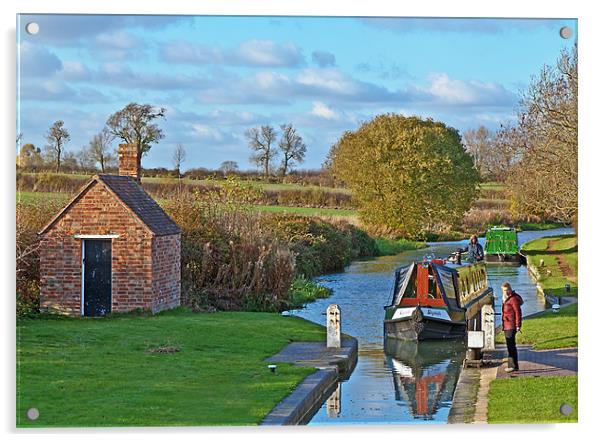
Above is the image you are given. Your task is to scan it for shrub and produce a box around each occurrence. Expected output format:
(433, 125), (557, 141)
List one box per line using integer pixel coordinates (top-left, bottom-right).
(263, 214), (378, 278)
(162, 185), (296, 312)
(287, 277), (332, 309)
(16, 200), (65, 316)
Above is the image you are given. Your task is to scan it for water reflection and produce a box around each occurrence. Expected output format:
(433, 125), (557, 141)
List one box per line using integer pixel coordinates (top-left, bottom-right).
(385, 340), (464, 421)
(296, 227), (573, 424)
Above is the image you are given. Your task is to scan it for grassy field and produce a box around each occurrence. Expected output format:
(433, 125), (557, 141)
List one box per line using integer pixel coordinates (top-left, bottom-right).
(16, 191), (357, 218)
(495, 303), (577, 350)
(17, 191), (70, 204)
(522, 234), (578, 297)
(17, 309), (326, 427)
(488, 375), (577, 423)
(478, 182), (505, 191)
(251, 204), (356, 217)
(19, 171), (351, 194)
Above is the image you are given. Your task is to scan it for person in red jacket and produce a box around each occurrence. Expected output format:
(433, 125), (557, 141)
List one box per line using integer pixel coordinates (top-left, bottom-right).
(502, 282), (523, 372)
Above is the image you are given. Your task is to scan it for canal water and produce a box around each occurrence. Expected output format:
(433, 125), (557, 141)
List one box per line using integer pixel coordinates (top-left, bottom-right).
(291, 227), (573, 425)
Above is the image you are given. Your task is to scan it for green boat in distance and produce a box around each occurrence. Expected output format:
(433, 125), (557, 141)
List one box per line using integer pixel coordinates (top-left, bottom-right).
(484, 227), (523, 265)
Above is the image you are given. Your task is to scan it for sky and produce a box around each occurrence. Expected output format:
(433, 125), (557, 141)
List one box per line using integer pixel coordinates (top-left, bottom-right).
(16, 15), (577, 171)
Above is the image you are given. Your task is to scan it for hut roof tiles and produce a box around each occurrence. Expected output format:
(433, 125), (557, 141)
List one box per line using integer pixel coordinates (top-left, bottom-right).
(38, 174), (181, 236)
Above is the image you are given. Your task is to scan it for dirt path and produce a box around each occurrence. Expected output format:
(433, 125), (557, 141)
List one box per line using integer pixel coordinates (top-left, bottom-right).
(547, 239), (577, 284)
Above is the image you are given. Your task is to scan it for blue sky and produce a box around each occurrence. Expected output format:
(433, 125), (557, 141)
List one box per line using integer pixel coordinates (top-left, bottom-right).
(17, 15), (577, 171)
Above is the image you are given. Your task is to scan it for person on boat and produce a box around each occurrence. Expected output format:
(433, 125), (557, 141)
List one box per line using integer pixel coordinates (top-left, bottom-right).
(462, 234), (484, 262)
(501, 282), (524, 373)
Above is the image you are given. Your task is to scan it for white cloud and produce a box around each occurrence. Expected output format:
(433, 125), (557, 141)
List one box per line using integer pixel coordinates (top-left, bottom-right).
(296, 68), (356, 95)
(233, 40), (304, 67)
(424, 73), (516, 106)
(161, 39), (305, 68)
(310, 102), (339, 120)
(190, 124), (225, 142)
(95, 31), (141, 50)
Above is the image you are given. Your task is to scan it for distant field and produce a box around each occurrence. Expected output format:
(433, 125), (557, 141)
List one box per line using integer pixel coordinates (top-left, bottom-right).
(17, 191), (69, 204)
(16, 191), (357, 219)
(251, 204), (356, 217)
(19, 172), (351, 194)
(479, 182), (505, 191)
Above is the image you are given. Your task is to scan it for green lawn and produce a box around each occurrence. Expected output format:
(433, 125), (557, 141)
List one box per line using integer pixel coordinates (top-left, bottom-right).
(522, 234), (578, 297)
(495, 303), (577, 350)
(17, 309), (326, 427)
(488, 376), (577, 423)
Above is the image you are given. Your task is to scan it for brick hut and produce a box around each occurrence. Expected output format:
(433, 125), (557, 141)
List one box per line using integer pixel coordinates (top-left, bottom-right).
(38, 144), (181, 316)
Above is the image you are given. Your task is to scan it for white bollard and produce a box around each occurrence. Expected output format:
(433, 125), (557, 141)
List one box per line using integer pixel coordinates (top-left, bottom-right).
(327, 304), (341, 348)
(481, 304), (496, 351)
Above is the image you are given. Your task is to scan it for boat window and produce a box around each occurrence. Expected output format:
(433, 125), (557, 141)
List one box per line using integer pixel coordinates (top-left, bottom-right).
(403, 266), (417, 299)
(435, 267), (459, 308)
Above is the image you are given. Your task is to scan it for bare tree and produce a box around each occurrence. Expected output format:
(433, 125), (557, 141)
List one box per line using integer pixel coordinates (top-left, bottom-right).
(172, 143), (186, 179)
(463, 126), (495, 179)
(87, 128), (115, 172)
(245, 125), (278, 177)
(504, 45), (577, 223)
(219, 160), (239, 175)
(44, 120), (70, 173)
(278, 124), (307, 177)
(77, 147), (97, 171)
(106, 103), (166, 163)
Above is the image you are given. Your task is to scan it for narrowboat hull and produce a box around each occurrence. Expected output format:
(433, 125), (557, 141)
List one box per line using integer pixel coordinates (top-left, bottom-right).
(384, 307), (466, 341)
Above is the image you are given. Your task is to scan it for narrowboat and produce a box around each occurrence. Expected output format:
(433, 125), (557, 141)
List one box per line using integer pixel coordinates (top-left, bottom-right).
(383, 256), (494, 341)
(484, 226), (522, 265)
(385, 340), (464, 420)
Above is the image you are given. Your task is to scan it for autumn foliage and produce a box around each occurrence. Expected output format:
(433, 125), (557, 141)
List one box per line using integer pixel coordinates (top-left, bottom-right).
(328, 114), (480, 238)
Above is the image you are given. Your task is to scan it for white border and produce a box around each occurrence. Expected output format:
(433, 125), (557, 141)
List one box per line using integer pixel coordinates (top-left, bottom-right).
(4, 1), (601, 441)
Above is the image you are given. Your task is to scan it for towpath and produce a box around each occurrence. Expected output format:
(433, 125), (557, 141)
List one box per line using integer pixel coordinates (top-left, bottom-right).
(494, 345), (577, 379)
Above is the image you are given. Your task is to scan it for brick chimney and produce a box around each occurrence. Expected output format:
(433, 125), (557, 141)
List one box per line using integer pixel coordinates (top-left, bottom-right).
(118, 143), (141, 183)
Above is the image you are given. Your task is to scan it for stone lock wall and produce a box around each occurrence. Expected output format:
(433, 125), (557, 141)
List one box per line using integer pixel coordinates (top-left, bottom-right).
(40, 181), (180, 315)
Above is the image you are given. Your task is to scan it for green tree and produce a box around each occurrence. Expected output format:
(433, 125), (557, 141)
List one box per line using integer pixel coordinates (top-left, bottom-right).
(106, 103), (166, 163)
(17, 143), (43, 171)
(328, 114), (479, 238)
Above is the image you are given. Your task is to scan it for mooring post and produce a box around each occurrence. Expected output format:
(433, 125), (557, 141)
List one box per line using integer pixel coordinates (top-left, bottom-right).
(481, 304), (495, 351)
(327, 304), (341, 348)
